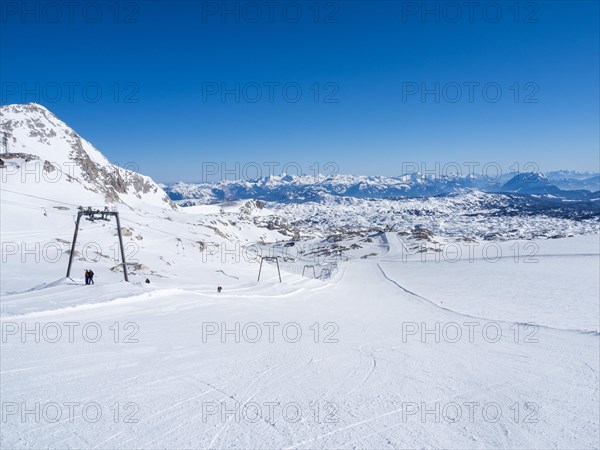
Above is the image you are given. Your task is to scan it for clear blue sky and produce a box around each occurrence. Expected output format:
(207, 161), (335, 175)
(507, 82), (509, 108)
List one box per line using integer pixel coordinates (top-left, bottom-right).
(1, 1), (598, 182)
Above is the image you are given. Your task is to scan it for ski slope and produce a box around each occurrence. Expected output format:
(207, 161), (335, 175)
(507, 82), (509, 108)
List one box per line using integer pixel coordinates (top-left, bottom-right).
(1, 234), (598, 449)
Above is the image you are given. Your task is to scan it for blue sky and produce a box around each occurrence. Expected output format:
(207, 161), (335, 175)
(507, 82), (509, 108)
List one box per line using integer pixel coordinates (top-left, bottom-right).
(1, 0), (599, 182)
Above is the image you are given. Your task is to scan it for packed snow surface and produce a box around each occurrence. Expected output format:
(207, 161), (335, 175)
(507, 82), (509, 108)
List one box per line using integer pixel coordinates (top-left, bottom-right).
(1, 229), (598, 448)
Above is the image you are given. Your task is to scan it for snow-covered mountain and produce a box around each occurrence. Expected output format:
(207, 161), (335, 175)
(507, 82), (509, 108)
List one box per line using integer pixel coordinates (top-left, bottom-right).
(546, 170), (600, 191)
(0, 103), (175, 209)
(163, 173), (492, 205)
(160, 170), (599, 243)
(501, 172), (552, 193)
(164, 171), (599, 206)
(500, 172), (598, 200)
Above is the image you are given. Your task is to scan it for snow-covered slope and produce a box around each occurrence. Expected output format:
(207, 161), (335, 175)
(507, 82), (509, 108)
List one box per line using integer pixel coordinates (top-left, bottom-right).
(257, 190), (599, 240)
(1, 233), (598, 449)
(1, 103), (175, 209)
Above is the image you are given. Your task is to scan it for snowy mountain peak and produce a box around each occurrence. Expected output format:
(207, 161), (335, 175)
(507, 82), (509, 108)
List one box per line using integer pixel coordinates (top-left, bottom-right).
(503, 171), (549, 188)
(0, 103), (175, 209)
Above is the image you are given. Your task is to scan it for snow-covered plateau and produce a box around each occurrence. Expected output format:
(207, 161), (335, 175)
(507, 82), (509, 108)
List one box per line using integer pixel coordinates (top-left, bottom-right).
(0, 103), (598, 449)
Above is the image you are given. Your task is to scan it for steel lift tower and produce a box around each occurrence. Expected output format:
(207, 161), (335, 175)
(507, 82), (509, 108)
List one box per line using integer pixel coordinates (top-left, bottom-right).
(66, 206), (129, 282)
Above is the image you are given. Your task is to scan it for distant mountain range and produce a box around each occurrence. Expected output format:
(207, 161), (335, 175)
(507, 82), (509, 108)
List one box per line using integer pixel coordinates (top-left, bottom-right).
(163, 171), (600, 206)
(545, 171), (600, 191)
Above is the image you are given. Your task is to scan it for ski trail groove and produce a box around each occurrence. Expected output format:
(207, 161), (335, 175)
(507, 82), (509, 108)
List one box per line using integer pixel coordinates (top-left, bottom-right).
(347, 345), (377, 396)
(376, 262), (600, 336)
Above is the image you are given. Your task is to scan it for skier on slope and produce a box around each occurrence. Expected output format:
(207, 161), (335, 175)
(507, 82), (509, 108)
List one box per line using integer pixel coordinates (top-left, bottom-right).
(89, 270), (95, 285)
(84, 270), (90, 285)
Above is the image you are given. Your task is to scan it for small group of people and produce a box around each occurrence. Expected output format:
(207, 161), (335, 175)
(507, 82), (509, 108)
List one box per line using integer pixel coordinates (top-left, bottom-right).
(84, 269), (95, 285)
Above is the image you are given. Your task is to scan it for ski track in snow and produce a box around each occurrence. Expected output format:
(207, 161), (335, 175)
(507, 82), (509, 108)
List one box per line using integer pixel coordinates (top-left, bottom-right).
(346, 345), (377, 396)
(377, 261), (600, 337)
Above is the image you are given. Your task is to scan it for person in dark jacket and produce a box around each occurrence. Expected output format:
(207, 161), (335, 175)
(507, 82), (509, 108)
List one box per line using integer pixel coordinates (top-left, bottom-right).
(88, 270), (95, 285)
(84, 270), (90, 285)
